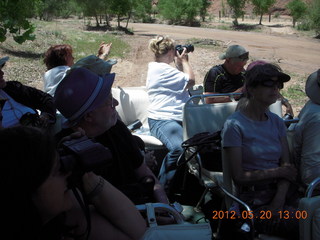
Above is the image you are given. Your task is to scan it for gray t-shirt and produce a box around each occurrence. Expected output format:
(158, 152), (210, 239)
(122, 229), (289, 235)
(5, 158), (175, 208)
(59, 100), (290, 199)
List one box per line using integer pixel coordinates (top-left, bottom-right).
(293, 100), (320, 185)
(222, 110), (286, 171)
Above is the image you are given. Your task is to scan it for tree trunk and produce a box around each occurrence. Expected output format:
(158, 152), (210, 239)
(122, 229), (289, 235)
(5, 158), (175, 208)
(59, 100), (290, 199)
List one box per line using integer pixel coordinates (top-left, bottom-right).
(233, 17), (238, 26)
(259, 14), (263, 25)
(125, 12), (131, 29)
(105, 14), (110, 27)
(94, 14), (100, 27)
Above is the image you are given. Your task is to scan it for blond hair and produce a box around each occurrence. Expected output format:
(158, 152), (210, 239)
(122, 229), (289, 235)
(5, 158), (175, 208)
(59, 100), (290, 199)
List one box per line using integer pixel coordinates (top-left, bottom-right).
(148, 35), (175, 57)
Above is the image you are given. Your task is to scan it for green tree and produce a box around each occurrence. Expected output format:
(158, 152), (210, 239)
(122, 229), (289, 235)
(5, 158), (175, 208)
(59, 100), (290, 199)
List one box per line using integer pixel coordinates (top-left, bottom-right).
(308, 0), (320, 37)
(0, 0), (37, 43)
(226, 0), (246, 25)
(158, 0), (204, 26)
(184, 0), (203, 25)
(36, 0), (79, 20)
(158, 0), (184, 24)
(76, 0), (149, 29)
(76, 0), (108, 27)
(51, 0), (81, 19)
(133, 0), (153, 23)
(200, 0), (211, 22)
(286, 0), (307, 27)
(251, 0), (276, 25)
(109, 0), (133, 28)
(221, 0), (226, 18)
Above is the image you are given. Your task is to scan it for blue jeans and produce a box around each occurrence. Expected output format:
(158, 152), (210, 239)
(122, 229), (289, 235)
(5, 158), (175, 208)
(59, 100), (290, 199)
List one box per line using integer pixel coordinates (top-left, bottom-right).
(148, 118), (184, 194)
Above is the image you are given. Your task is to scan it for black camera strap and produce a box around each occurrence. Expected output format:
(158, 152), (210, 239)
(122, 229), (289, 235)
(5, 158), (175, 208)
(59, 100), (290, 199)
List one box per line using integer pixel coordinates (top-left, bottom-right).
(71, 187), (92, 240)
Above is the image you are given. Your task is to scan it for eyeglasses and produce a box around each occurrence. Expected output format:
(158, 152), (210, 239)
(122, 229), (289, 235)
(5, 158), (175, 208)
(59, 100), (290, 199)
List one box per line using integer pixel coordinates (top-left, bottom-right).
(260, 79), (284, 89)
(106, 94), (114, 108)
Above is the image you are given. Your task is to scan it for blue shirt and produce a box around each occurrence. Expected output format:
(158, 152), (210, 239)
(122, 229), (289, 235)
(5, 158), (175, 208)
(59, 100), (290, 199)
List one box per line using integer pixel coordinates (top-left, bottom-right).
(0, 90), (36, 128)
(222, 110), (286, 171)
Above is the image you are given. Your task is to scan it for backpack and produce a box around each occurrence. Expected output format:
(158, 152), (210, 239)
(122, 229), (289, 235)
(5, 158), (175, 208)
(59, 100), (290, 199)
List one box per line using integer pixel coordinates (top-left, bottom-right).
(178, 131), (222, 171)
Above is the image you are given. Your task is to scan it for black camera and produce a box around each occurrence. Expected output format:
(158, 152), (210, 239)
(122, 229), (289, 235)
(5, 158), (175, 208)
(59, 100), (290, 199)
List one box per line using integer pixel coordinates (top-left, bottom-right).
(283, 113), (293, 120)
(127, 119), (142, 132)
(175, 44), (194, 55)
(19, 112), (42, 127)
(59, 136), (112, 180)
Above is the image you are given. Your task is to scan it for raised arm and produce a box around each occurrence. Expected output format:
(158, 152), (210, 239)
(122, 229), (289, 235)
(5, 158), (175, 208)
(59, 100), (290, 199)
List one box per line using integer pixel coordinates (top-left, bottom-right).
(175, 49), (195, 90)
(82, 172), (146, 240)
(97, 42), (112, 60)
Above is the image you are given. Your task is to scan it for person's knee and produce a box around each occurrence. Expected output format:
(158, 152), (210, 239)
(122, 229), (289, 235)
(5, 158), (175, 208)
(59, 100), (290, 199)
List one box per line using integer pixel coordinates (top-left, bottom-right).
(168, 146), (183, 156)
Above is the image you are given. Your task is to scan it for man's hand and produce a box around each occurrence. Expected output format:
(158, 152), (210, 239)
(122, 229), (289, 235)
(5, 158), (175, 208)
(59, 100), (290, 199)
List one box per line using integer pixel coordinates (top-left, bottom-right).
(58, 127), (86, 147)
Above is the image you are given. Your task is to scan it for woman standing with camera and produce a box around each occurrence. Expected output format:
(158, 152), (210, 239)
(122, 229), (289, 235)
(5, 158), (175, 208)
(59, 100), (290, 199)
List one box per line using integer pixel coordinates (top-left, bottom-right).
(146, 35), (195, 197)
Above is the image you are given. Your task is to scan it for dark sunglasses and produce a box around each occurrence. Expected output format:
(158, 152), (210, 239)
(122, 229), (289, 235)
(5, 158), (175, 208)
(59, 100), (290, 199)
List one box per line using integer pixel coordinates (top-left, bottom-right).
(233, 52), (249, 62)
(260, 79), (284, 89)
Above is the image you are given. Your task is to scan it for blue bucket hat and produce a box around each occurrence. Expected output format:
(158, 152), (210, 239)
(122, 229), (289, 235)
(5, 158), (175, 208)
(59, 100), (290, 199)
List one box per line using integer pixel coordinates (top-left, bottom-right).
(54, 67), (115, 126)
(68, 55), (117, 76)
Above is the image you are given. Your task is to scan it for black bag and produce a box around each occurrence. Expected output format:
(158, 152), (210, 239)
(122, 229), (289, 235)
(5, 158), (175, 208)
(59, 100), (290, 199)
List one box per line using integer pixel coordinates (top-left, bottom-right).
(178, 131), (222, 171)
(19, 112), (49, 128)
(118, 176), (156, 205)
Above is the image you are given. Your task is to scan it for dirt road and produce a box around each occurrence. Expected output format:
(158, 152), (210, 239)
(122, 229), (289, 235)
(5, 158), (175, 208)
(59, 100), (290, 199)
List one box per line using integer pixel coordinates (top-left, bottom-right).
(110, 22), (319, 114)
(113, 22), (319, 83)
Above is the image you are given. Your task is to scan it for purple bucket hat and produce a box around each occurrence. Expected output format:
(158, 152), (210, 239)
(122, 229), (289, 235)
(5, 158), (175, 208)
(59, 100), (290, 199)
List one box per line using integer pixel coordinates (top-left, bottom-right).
(54, 67), (115, 126)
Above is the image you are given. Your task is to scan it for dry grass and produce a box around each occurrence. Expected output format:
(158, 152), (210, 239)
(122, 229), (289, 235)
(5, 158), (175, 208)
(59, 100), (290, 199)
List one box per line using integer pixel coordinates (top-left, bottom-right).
(0, 18), (129, 89)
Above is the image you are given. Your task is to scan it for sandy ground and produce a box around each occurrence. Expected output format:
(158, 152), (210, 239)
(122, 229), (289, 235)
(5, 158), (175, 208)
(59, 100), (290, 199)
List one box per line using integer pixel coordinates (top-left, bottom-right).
(113, 22), (320, 85)
(109, 20), (320, 115)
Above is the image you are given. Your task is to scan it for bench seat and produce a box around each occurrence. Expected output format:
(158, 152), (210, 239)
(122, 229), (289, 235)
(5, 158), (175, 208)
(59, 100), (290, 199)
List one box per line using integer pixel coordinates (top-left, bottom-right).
(112, 86), (164, 149)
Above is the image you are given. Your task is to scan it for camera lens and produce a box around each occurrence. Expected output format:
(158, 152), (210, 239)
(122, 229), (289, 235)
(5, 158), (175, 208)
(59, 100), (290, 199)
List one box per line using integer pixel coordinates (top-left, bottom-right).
(186, 44), (194, 53)
(175, 44), (194, 54)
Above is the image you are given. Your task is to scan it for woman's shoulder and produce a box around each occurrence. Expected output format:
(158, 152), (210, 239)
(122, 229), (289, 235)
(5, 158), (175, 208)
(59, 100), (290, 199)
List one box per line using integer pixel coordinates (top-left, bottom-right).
(45, 65), (69, 76)
(227, 111), (244, 121)
(299, 100), (320, 118)
(148, 61), (172, 70)
(224, 111), (244, 127)
(44, 66), (69, 84)
(265, 111), (287, 132)
(266, 110), (283, 122)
